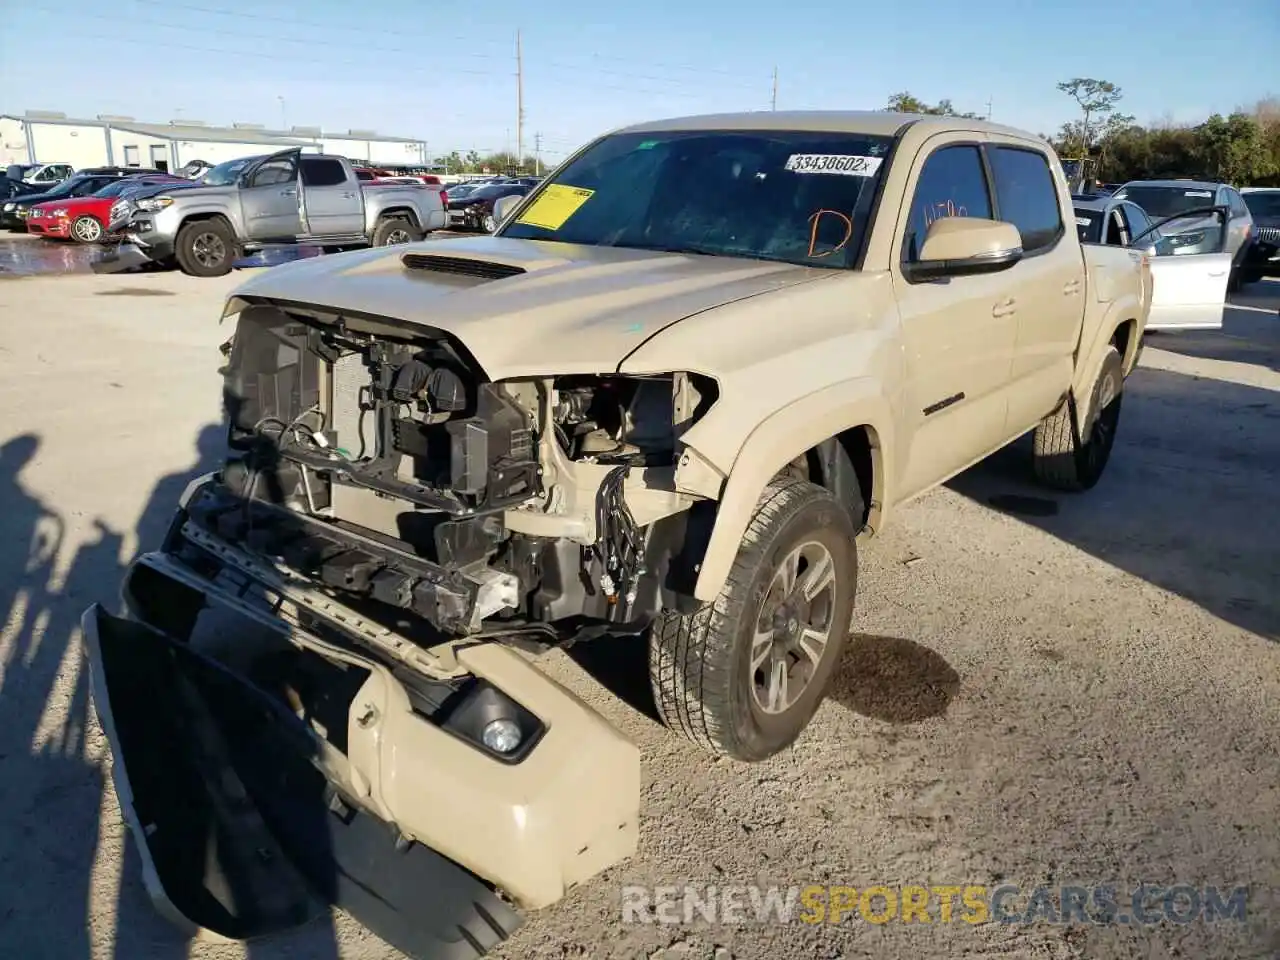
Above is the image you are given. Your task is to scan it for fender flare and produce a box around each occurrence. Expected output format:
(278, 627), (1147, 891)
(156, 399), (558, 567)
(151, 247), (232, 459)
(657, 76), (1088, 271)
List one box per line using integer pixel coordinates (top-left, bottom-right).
(689, 378), (893, 602)
(1073, 299), (1142, 426)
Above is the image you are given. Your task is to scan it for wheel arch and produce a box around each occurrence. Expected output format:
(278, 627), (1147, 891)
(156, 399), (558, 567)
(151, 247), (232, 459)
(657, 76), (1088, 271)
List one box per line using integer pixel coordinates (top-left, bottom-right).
(374, 205), (421, 231)
(1073, 299), (1143, 424)
(177, 211), (236, 236)
(686, 378), (892, 602)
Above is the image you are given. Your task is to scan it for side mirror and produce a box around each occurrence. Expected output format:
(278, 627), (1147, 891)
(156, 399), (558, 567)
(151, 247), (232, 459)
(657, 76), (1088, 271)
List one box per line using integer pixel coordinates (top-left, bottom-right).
(493, 193), (521, 226)
(904, 217), (1023, 281)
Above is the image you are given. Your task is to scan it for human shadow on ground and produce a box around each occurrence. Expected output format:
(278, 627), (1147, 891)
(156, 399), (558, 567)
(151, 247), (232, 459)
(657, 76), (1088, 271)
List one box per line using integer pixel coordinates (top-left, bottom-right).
(0, 426), (343, 960)
(947, 366), (1280, 642)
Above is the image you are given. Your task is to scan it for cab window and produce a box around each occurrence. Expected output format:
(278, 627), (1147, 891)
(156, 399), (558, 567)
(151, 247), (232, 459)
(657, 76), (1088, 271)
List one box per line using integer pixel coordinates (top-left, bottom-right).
(902, 144), (993, 263)
(249, 158), (297, 187)
(988, 146), (1063, 253)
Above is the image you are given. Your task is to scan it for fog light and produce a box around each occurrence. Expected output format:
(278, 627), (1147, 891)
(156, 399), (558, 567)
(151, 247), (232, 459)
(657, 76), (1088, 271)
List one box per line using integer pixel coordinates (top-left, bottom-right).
(482, 718), (522, 754)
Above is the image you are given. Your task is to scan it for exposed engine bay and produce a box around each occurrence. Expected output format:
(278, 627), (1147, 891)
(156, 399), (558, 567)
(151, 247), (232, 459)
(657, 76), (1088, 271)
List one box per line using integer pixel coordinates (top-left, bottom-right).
(214, 303), (717, 650)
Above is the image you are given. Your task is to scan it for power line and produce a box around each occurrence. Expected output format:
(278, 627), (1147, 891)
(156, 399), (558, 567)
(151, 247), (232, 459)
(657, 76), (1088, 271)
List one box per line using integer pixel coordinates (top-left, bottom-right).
(124, 0), (750, 82)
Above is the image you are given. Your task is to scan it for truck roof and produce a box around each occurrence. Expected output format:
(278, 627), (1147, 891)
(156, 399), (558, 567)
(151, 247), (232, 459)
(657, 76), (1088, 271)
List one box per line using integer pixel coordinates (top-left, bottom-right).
(612, 110), (1038, 141)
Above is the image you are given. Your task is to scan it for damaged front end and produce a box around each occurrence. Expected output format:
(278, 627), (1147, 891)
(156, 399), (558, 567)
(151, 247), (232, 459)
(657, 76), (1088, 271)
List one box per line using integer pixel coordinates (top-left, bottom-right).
(85, 305), (676, 955)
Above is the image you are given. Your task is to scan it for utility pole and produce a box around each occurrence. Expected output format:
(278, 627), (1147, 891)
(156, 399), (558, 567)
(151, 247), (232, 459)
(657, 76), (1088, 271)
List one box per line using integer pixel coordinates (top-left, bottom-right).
(986, 96), (993, 120)
(534, 132), (542, 176)
(516, 30), (524, 172)
(771, 67), (778, 111)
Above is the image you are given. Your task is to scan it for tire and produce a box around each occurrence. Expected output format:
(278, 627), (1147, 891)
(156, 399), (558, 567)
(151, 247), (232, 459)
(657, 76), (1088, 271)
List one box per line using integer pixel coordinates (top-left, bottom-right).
(482, 213), (497, 233)
(70, 215), (104, 244)
(174, 219), (235, 277)
(648, 478), (858, 762)
(372, 217), (421, 247)
(1032, 344), (1124, 491)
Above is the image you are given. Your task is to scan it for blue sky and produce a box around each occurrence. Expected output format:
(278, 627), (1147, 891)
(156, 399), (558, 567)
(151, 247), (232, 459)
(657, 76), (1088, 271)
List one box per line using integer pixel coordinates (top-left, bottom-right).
(2, 0), (1277, 162)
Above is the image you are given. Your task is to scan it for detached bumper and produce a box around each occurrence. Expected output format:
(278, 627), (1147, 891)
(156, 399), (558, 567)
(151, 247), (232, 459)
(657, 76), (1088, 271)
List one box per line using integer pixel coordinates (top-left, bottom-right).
(83, 485), (641, 957)
(90, 238), (160, 274)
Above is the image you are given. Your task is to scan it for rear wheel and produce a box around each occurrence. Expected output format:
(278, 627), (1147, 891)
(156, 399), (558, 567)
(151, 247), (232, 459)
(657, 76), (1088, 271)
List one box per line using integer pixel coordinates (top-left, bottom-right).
(1032, 344), (1124, 491)
(70, 215), (104, 244)
(174, 219), (234, 277)
(649, 479), (858, 762)
(372, 217), (421, 247)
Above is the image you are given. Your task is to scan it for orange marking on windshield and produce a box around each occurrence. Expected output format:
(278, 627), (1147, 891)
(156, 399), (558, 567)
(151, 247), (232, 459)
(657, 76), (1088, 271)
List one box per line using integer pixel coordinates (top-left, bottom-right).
(807, 209), (853, 258)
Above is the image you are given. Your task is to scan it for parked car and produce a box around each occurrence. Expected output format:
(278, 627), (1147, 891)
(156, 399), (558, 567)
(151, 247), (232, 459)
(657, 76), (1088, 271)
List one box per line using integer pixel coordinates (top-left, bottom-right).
(104, 177), (206, 235)
(20, 162), (76, 186)
(1111, 179), (1254, 290)
(1, 175), (42, 202)
(448, 181), (530, 231)
(77, 166), (167, 177)
(93, 149), (447, 276)
(1239, 187), (1280, 285)
(87, 112), (1161, 958)
(1, 173), (132, 230)
(25, 175), (187, 243)
(1073, 193), (1233, 330)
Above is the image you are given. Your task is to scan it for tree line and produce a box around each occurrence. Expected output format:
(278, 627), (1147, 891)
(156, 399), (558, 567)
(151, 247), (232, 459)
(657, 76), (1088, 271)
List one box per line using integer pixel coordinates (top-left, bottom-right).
(886, 81), (1280, 186)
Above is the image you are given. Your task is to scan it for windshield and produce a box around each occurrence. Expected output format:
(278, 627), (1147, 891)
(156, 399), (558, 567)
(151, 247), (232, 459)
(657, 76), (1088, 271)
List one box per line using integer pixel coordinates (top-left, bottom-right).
(202, 156), (261, 186)
(1242, 191), (1280, 219)
(1073, 208), (1105, 243)
(500, 129), (894, 267)
(1113, 185), (1217, 219)
(92, 180), (136, 199)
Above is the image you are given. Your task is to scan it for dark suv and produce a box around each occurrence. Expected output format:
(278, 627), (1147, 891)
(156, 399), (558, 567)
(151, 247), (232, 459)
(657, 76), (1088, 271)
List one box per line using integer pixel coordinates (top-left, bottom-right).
(1240, 188), (1280, 285)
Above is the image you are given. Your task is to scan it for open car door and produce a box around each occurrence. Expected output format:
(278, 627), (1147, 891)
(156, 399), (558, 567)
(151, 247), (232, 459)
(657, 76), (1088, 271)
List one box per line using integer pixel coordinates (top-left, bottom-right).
(1131, 206), (1232, 331)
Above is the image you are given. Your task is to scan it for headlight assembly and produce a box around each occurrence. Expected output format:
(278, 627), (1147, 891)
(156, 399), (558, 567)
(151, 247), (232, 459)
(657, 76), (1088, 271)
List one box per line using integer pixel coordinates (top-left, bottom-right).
(137, 196), (174, 212)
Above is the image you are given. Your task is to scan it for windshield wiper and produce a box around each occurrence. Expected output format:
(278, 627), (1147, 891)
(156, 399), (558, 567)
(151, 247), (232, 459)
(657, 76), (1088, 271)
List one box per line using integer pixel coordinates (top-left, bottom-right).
(610, 241), (717, 256)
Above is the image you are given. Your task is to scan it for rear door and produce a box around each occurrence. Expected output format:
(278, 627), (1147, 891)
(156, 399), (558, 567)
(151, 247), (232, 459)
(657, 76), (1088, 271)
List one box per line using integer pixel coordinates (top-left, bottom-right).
(240, 150), (304, 240)
(298, 156), (364, 237)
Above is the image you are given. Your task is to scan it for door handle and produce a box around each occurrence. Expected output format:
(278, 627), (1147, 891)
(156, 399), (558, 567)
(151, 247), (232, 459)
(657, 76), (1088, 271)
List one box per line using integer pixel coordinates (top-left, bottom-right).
(1208, 270), (1227, 277)
(1063, 279), (1081, 295)
(280, 188), (298, 198)
(341, 191), (356, 199)
(992, 297), (1017, 318)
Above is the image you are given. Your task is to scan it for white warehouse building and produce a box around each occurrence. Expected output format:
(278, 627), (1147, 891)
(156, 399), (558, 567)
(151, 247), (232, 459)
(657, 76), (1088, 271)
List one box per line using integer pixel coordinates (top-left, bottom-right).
(0, 110), (429, 172)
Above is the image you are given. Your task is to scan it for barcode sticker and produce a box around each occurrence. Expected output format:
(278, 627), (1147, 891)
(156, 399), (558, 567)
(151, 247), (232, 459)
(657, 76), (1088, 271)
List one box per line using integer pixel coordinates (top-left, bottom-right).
(784, 154), (883, 177)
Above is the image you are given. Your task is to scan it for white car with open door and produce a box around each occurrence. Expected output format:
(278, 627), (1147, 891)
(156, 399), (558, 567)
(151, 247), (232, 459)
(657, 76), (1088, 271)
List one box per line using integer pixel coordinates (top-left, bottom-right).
(1073, 194), (1232, 331)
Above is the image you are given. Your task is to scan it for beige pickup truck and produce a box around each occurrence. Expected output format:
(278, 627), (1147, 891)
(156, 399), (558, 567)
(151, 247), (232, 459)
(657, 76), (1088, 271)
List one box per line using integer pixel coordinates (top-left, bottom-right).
(84, 112), (1149, 956)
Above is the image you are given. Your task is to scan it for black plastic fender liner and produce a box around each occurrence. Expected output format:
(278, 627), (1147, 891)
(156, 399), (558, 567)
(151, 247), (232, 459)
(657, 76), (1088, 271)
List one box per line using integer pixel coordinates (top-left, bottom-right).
(81, 604), (523, 959)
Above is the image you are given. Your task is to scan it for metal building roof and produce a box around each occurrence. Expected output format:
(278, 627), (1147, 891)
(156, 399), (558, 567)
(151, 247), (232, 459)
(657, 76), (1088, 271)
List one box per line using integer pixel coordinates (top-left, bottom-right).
(1, 113), (424, 145)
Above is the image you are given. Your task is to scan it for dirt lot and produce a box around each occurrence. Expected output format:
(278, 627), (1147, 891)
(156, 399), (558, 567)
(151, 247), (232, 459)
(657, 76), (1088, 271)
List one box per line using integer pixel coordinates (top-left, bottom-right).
(1, 243), (1277, 960)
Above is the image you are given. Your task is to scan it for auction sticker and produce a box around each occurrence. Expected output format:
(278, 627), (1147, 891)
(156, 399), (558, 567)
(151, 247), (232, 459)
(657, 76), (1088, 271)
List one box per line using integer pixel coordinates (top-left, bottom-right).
(1184, 190), (1213, 197)
(515, 184), (595, 230)
(784, 154), (883, 176)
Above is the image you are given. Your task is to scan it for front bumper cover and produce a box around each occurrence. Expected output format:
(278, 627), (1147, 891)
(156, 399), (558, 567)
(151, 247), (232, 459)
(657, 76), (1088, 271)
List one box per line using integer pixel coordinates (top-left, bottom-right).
(90, 238), (159, 274)
(84, 492), (642, 957)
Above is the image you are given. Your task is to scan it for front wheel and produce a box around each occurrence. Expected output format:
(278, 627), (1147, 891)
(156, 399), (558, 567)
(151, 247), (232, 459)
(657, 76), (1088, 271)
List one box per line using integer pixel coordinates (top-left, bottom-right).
(71, 215), (104, 244)
(649, 479), (857, 762)
(1032, 344), (1124, 491)
(174, 219), (234, 277)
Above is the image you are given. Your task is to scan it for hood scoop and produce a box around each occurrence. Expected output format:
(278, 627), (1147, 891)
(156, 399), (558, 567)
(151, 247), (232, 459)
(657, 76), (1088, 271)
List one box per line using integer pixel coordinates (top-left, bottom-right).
(401, 253), (527, 281)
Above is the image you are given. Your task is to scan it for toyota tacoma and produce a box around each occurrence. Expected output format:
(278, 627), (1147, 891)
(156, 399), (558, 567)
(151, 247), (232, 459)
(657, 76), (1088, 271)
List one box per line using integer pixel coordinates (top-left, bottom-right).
(87, 111), (1151, 958)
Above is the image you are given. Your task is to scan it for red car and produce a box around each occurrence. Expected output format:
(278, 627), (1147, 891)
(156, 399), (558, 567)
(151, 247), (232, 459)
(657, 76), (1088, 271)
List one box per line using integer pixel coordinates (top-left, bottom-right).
(26, 175), (185, 243)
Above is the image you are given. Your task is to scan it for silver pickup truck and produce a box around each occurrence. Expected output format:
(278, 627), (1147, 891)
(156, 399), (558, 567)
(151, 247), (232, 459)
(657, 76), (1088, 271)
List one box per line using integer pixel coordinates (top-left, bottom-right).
(92, 150), (446, 277)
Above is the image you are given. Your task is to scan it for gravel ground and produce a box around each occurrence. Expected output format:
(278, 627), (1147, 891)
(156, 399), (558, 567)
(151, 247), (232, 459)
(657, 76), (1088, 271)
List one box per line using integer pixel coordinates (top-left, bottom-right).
(1, 250), (1277, 960)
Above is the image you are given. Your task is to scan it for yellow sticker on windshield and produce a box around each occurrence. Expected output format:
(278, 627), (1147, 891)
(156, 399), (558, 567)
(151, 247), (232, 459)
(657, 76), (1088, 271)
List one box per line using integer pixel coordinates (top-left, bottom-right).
(515, 184), (594, 230)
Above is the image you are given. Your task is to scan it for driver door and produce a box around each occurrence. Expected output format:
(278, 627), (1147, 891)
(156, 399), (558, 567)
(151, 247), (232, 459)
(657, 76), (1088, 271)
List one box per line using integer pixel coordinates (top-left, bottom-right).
(240, 150), (304, 240)
(1133, 207), (1231, 331)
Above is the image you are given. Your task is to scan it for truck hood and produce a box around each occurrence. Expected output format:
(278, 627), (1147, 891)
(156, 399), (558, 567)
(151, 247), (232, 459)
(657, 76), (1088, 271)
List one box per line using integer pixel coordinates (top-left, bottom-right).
(226, 236), (828, 379)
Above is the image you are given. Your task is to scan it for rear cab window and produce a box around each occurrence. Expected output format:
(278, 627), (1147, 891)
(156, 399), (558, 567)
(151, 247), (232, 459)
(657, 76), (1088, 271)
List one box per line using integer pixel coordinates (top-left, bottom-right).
(300, 158), (349, 187)
(987, 146), (1063, 253)
(1073, 207), (1104, 243)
